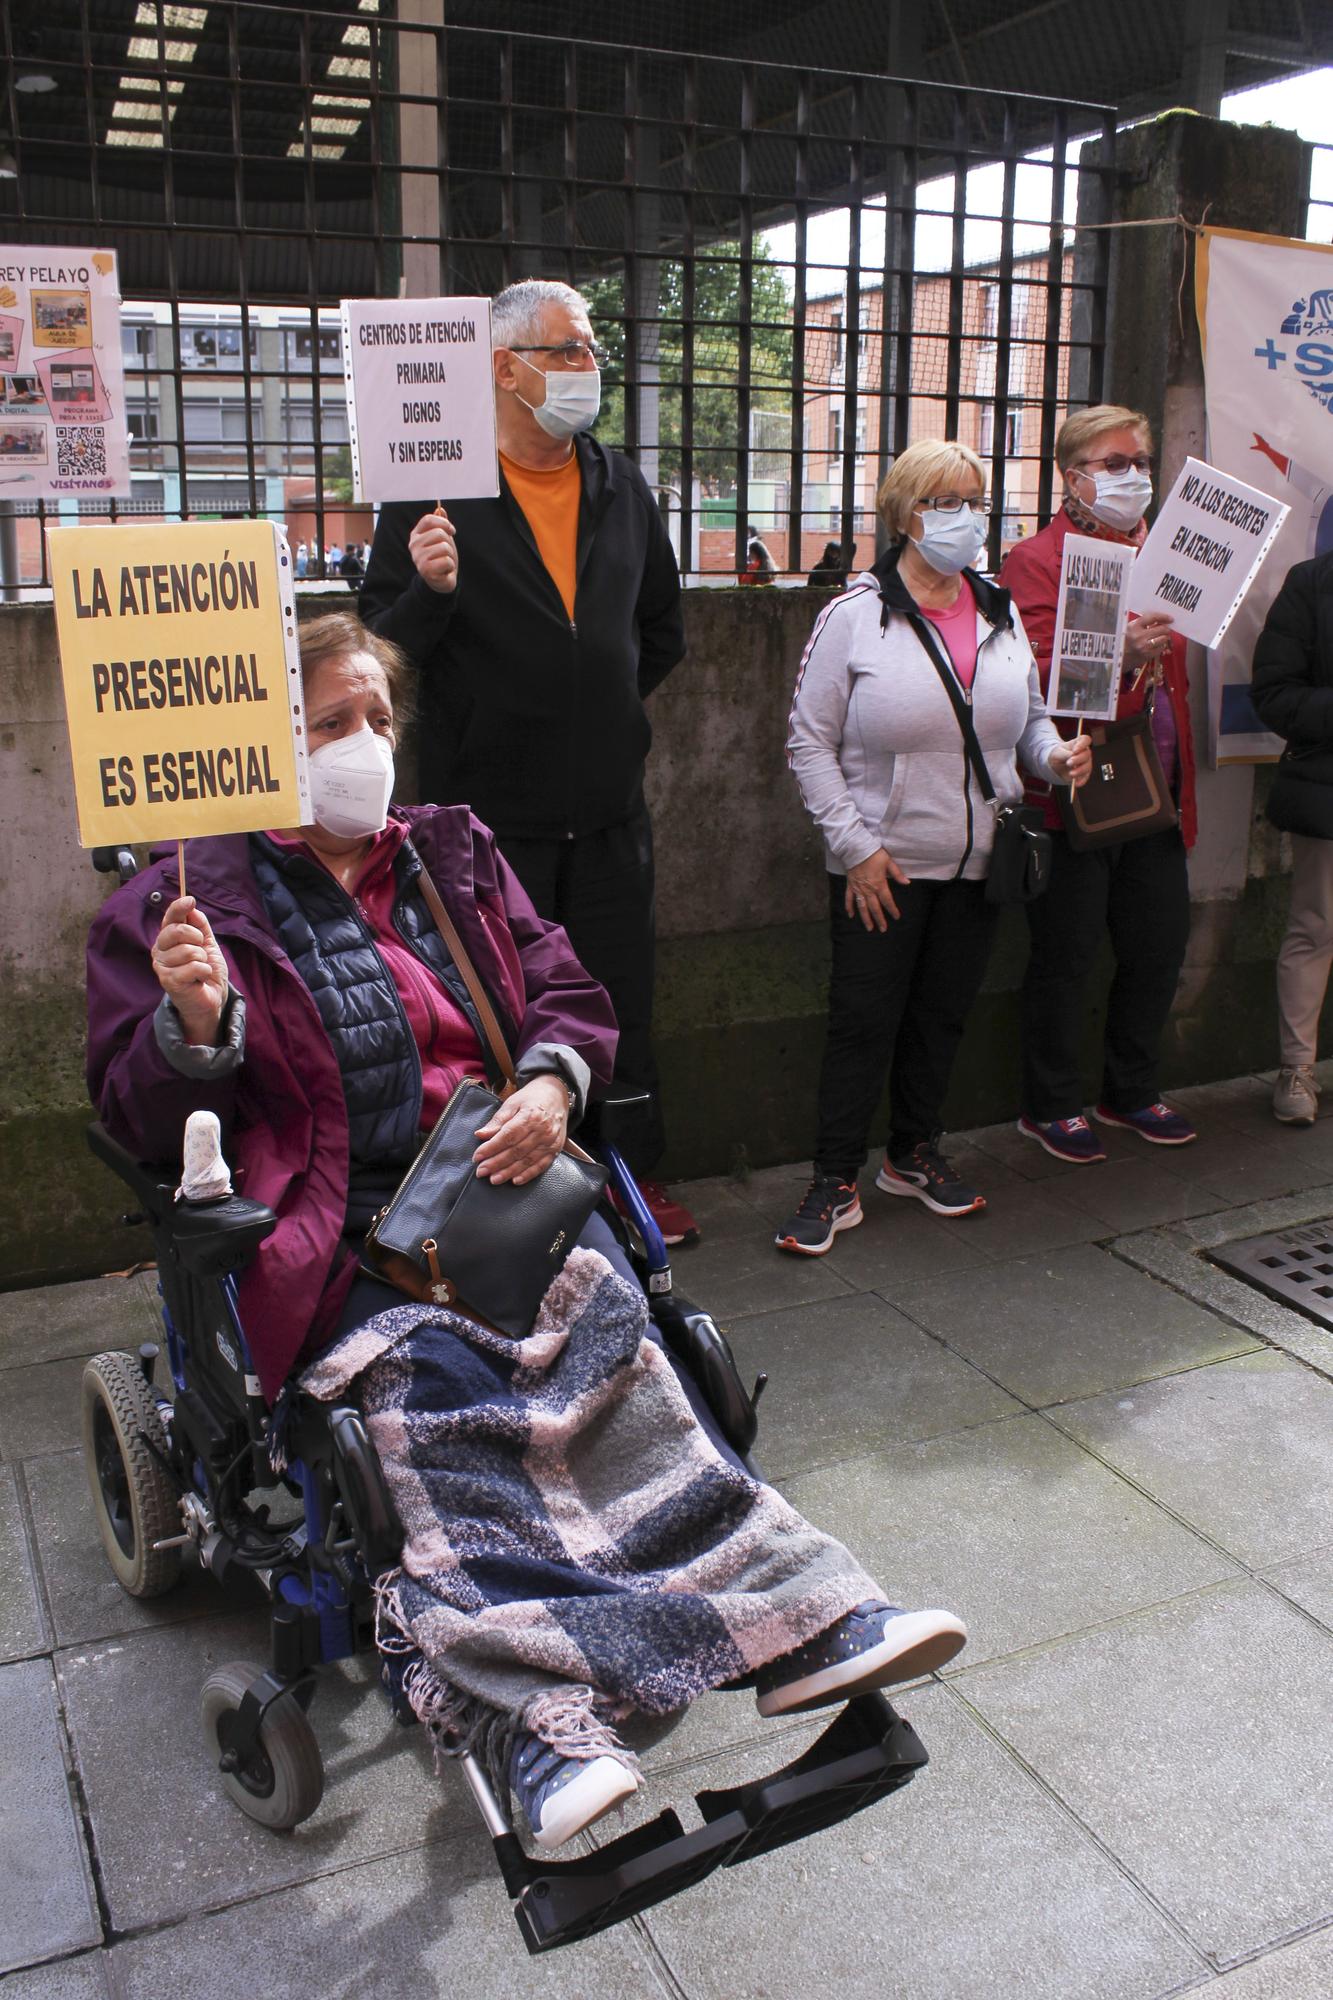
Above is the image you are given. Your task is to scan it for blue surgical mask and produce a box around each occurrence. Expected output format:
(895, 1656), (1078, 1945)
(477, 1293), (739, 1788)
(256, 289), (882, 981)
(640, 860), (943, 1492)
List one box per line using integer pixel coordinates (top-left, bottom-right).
(913, 506), (986, 575)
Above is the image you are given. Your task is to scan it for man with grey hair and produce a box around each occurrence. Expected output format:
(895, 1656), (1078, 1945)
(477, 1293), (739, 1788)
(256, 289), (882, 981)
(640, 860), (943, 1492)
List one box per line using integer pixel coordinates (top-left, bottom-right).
(360, 279), (696, 1242)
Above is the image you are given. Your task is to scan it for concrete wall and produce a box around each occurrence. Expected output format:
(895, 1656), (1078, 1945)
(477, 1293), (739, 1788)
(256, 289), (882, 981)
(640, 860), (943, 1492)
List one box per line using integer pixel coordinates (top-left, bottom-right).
(0, 580), (1309, 1289)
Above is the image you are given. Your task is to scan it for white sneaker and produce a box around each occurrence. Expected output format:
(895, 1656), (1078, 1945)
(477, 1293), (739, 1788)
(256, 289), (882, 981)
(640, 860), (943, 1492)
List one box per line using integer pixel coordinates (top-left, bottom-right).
(1273, 1066), (1319, 1127)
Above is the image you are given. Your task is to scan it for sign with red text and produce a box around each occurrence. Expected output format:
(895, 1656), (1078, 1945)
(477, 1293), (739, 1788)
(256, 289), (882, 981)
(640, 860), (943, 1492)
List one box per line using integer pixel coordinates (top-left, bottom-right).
(340, 295), (499, 503)
(0, 246), (130, 497)
(48, 519), (309, 844)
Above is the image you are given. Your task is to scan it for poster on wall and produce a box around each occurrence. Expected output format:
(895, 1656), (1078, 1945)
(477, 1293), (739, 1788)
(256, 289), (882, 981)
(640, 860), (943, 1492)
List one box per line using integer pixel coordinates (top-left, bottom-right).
(340, 296), (499, 504)
(1196, 226), (1333, 762)
(0, 247), (131, 499)
(1046, 534), (1135, 720)
(47, 519), (309, 846)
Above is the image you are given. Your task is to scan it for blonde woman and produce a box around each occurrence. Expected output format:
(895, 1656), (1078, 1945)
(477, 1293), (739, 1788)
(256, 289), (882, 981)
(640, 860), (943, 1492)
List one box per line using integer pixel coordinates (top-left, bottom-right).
(778, 438), (1090, 1254)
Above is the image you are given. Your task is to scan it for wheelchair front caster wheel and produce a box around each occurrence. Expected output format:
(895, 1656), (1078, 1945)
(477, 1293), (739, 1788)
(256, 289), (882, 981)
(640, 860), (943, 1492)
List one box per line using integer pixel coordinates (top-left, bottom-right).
(201, 1662), (325, 1830)
(81, 1350), (182, 1599)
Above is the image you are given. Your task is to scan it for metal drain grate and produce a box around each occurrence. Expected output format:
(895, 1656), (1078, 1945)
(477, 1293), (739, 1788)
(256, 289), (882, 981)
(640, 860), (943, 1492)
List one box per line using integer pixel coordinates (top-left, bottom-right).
(1209, 1220), (1333, 1327)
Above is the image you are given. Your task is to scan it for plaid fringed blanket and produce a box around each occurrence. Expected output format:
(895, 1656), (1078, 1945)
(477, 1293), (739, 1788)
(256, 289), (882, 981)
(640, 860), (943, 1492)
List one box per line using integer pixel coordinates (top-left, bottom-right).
(300, 1248), (879, 1775)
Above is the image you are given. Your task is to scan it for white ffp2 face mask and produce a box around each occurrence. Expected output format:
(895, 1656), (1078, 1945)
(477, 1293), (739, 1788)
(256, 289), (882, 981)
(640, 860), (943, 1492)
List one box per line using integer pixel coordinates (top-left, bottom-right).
(1082, 467), (1153, 534)
(307, 725), (395, 839)
(913, 506), (987, 575)
(516, 354), (602, 439)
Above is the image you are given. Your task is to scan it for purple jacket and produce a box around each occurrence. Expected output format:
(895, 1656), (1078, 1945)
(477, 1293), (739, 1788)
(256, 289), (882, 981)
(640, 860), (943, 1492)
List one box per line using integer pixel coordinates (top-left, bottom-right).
(86, 805), (619, 1400)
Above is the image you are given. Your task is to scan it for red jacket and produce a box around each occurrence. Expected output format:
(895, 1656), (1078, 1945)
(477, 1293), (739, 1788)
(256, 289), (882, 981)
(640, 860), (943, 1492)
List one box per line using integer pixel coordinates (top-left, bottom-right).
(998, 509), (1196, 849)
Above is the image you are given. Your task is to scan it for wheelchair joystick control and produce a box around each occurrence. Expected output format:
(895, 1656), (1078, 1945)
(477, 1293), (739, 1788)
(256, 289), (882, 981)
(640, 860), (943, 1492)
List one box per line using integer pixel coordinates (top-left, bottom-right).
(138, 1342), (159, 1385)
(751, 1372), (769, 1406)
(178, 1110), (233, 1204)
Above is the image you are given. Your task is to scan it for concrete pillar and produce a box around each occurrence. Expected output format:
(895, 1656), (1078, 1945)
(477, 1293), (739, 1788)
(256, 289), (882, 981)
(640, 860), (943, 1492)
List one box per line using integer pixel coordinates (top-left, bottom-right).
(1082, 111), (1311, 898)
(396, 0), (444, 299)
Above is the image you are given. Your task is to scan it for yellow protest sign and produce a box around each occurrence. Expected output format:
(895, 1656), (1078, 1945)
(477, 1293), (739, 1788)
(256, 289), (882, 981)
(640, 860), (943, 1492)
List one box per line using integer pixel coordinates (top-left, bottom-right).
(48, 519), (310, 845)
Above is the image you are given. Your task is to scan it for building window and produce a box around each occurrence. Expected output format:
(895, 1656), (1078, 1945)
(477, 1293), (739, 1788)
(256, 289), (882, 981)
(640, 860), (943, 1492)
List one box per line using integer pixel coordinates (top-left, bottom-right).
(180, 324), (258, 370)
(121, 323), (157, 364)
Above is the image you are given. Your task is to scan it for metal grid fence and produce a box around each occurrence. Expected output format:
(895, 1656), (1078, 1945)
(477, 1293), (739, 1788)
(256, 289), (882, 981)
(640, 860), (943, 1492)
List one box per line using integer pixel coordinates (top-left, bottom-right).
(1, 0), (1115, 583)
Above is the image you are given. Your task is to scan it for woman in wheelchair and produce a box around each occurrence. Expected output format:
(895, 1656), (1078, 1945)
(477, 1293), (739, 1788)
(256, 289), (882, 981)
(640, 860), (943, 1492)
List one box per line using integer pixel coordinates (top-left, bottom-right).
(86, 610), (966, 1854)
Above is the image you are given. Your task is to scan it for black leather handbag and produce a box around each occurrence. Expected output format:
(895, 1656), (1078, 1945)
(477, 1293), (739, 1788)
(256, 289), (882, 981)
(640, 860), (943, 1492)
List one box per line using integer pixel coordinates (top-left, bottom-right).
(363, 854), (607, 1336)
(910, 611), (1053, 906)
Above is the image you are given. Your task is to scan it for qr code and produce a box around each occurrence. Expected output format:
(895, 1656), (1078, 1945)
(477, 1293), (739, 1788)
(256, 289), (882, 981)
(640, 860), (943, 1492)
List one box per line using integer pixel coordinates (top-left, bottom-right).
(55, 426), (107, 478)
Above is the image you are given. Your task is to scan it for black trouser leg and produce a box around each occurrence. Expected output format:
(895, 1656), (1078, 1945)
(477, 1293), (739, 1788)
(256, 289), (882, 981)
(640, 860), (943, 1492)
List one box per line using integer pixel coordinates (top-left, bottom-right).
(500, 809), (664, 1175)
(887, 879), (998, 1154)
(814, 876), (992, 1182)
(1020, 834), (1113, 1121)
(1101, 827), (1191, 1113)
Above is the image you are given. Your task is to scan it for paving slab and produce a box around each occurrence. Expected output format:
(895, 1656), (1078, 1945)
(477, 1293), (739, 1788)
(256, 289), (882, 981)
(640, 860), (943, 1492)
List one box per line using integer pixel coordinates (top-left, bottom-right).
(0, 1659), (100, 1975)
(0, 1959), (112, 2000)
(928, 1175), (1112, 1261)
(1168, 1074), (1281, 1135)
(1049, 1156), (1219, 1234)
(1196, 1924), (1333, 1996)
(1053, 1350), (1333, 1569)
(1261, 1553), (1333, 1629)
(0, 1274), (160, 1371)
(1180, 1125), (1333, 1208)
(58, 1613), (462, 1933)
(0, 1356), (91, 1464)
(962, 1580), (1333, 1963)
(963, 1117), (1101, 1180)
(25, 1448), (254, 1648)
(780, 1413), (1238, 1670)
(722, 1290), (1021, 1481)
(671, 1216), (856, 1325)
(108, 1837), (658, 2000)
(636, 1682), (1201, 2000)
(893, 1244), (1260, 1408)
(0, 1464), (46, 1663)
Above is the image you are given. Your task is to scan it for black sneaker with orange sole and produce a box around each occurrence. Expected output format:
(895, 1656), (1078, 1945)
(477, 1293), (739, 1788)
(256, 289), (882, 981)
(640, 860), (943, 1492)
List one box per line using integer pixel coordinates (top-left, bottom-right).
(876, 1140), (985, 1218)
(775, 1174), (863, 1255)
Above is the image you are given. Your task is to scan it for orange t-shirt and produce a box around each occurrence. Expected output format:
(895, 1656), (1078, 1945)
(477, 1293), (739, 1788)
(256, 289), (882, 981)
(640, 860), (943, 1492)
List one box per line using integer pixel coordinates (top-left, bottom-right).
(500, 448), (581, 620)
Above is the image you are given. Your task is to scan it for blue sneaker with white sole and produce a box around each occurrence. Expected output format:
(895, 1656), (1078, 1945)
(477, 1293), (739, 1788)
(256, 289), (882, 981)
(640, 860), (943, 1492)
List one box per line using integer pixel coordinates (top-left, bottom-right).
(755, 1601), (967, 1717)
(509, 1731), (638, 1850)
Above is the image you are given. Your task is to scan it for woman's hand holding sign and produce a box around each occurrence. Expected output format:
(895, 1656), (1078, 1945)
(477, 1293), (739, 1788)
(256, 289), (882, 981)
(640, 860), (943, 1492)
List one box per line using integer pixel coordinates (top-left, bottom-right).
(1050, 734), (1094, 789)
(1123, 612), (1174, 672)
(408, 508), (459, 594)
(153, 896), (229, 1046)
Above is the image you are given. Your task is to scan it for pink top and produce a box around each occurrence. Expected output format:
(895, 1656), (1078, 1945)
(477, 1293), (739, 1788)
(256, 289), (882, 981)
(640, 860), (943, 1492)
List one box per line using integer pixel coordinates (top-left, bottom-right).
(267, 820), (487, 1129)
(921, 587), (979, 691)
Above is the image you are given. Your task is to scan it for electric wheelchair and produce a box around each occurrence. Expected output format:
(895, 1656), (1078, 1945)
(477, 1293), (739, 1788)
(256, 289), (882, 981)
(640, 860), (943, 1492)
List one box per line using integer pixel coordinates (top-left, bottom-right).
(80, 867), (929, 1955)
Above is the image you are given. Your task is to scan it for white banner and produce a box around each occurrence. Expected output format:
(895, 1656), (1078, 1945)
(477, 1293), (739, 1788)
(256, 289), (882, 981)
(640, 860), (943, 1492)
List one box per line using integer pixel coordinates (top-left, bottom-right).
(341, 296), (498, 504)
(1196, 227), (1333, 762)
(0, 245), (131, 500)
(1047, 534), (1133, 720)
(1132, 457), (1287, 649)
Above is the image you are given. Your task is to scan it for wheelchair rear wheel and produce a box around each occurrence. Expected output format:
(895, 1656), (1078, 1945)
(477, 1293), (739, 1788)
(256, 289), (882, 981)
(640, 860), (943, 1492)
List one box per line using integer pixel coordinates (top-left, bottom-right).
(80, 1351), (182, 1598)
(201, 1662), (325, 1830)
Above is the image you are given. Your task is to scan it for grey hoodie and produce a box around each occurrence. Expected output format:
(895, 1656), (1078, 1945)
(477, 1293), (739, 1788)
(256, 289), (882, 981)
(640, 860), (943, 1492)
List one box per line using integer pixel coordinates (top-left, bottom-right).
(786, 553), (1065, 881)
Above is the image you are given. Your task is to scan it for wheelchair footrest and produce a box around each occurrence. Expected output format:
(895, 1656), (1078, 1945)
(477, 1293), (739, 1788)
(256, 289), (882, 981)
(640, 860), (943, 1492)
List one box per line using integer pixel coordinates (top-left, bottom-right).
(506, 1693), (927, 1953)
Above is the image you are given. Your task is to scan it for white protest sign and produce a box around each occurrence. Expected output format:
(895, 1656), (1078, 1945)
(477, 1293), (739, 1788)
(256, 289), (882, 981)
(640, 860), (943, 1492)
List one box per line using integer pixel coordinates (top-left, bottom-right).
(0, 245), (131, 499)
(341, 296), (499, 503)
(1047, 534), (1134, 720)
(1132, 456), (1289, 648)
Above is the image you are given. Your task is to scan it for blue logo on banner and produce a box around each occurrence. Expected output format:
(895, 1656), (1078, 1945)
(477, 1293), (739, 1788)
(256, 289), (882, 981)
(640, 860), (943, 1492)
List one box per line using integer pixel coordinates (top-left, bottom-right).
(1255, 293), (1333, 412)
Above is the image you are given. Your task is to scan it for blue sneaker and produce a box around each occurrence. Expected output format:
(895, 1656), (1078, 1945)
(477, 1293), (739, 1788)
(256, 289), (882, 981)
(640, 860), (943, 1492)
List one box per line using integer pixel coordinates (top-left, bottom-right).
(1017, 1114), (1107, 1165)
(509, 1731), (638, 1850)
(755, 1602), (967, 1717)
(1093, 1100), (1196, 1146)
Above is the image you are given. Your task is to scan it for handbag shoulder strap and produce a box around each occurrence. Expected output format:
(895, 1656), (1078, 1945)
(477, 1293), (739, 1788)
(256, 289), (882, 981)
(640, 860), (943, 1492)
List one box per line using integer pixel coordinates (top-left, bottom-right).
(403, 841), (518, 1090)
(905, 604), (998, 804)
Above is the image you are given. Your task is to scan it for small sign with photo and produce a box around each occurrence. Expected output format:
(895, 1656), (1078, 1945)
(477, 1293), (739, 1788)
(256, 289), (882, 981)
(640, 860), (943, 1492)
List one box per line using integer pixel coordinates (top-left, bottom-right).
(1046, 535), (1135, 721)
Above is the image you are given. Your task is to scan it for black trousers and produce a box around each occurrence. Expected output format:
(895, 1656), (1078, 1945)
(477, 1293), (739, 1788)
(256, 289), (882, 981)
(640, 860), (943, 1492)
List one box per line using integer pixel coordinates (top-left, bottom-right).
(815, 873), (999, 1182)
(1020, 826), (1190, 1121)
(498, 804), (663, 1175)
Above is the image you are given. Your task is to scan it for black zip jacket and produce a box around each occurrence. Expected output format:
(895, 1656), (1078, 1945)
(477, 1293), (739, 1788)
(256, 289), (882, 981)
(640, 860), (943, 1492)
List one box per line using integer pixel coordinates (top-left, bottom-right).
(359, 434), (686, 839)
(1252, 551), (1333, 840)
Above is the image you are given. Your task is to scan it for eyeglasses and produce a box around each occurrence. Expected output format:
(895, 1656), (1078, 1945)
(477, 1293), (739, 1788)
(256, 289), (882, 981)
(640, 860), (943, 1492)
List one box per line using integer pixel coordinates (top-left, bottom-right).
(1075, 453), (1153, 475)
(509, 339), (609, 369)
(920, 494), (990, 515)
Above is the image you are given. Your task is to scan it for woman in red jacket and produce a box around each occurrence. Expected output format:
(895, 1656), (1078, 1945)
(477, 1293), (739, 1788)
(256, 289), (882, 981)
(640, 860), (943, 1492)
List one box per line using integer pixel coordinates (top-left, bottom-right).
(997, 405), (1197, 1163)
